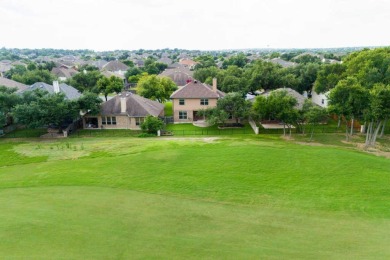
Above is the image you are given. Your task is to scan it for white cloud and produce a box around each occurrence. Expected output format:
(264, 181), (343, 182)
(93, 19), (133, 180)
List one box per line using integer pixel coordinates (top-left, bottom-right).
(0, 0), (389, 50)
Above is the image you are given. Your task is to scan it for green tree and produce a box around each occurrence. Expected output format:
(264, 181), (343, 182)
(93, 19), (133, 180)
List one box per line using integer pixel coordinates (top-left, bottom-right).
(97, 76), (123, 101)
(0, 86), (21, 126)
(364, 84), (390, 147)
(252, 90), (299, 136)
(140, 115), (164, 134)
(314, 63), (346, 93)
(13, 90), (78, 130)
(137, 75), (177, 103)
(194, 55), (216, 69)
(77, 92), (103, 115)
(244, 60), (283, 93)
(302, 100), (328, 140)
(328, 77), (369, 141)
(193, 67), (219, 83)
(66, 70), (103, 93)
(12, 69), (56, 85)
(215, 92), (251, 124)
(222, 53), (248, 68)
(343, 47), (390, 89)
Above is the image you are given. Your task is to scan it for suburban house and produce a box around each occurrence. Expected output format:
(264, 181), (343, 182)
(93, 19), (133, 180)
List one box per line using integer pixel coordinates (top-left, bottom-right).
(101, 60), (129, 76)
(170, 79), (225, 123)
(0, 77), (28, 92)
(311, 89), (329, 107)
(178, 58), (198, 70)
(23, 81), (81, 100)
(251, 88), (307, 109)
(159, 67), (193, 87)
(51, 66), (78, 81)
(83, 92), (164, 130)
(269, 58), (297, 68)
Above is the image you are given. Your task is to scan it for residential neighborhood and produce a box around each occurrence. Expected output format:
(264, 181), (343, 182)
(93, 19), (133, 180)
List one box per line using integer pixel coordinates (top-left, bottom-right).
(0, 0), (389, 258)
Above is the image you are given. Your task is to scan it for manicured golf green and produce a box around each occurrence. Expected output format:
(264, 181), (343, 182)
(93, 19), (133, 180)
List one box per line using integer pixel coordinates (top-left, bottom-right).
(0, 136), (389, 259)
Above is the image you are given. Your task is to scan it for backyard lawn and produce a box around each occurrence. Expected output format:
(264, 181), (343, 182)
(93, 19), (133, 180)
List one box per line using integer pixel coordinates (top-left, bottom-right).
(0, 136), (389, 259)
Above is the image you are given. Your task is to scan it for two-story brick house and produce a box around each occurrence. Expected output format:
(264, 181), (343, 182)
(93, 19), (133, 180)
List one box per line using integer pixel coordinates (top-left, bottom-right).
(170, 78), (225, 123)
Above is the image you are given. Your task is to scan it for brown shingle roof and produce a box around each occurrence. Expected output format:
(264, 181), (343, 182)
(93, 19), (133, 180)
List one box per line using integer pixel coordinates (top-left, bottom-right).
(102, 60), (129, 72)
(0, 77), (28, 92)
(170, 81), (225, 99)
(101, 92), (164, 117)
(51, 67), (79, 78)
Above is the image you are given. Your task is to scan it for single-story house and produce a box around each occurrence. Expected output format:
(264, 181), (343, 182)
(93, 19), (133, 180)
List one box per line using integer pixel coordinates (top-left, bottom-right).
(83, 92), (164, 130)
(0, 77), (28, 92)
(51, 67), (79, 81)
(23, 81), (81, 100)
(170, 79), (225, 123)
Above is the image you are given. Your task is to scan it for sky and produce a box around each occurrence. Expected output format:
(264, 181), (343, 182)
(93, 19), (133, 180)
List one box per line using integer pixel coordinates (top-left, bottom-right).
(1, 0), (389, 51)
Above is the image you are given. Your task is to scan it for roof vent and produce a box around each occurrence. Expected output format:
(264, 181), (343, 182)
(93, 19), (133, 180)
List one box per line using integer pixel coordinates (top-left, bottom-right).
(194, 80), (197, 83)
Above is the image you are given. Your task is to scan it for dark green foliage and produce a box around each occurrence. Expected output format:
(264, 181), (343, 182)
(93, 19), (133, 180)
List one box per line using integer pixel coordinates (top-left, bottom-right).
(140, 115), (164, 134)
(13, 90), (79, 129)
(77, 92), (102, 115)
(137, 75), (177, 103)
(97, 76), (123, 101)
(222, 53), (248, 68)
(66, 70), (103, 93)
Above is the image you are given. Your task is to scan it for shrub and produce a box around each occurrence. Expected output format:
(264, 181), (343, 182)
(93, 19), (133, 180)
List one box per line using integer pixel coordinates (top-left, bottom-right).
(140, 116), (164, 134)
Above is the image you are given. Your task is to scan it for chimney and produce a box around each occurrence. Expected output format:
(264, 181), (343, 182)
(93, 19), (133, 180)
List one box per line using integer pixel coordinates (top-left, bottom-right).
(212, 78), (217, 92)
(53, 81), (60, 94)
(120, 96), (127, 113)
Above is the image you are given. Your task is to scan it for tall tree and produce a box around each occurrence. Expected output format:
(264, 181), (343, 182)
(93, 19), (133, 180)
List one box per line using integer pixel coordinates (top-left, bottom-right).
(137, 75), (177, 103)
(244, 60), (282, 93)
(0, 86), (21, 126)
(364, 84), (390, 147)
(328, 77), (369, 141)
(66, 70), (103, 93)
(314, 63), (346, 93)
(252, 90), (299, 135)
(97, 76), (123, 101)
(13, 90), (78, 130)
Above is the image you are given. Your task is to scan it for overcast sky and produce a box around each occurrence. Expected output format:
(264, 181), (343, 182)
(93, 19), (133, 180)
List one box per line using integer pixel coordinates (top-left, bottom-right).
(1, 0), (389, 51)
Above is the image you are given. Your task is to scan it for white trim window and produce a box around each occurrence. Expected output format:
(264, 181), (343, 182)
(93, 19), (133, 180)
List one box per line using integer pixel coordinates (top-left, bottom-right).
(179, 111), (187, 120)
(102, 116), (117, 125)
(179, 99), (185, 105)
(200, 98), (209, 105)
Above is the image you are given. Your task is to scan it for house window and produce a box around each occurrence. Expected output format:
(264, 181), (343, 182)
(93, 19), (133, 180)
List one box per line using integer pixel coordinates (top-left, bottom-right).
(135, 117), (144, 126)
(179, 99), (185, 105)
(200, 98), (209, 105)
(179, 111), (187, 120)
(102, 116), (116, 125)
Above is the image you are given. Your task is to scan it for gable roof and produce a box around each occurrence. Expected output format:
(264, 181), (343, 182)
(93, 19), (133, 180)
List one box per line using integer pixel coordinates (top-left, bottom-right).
(269, 58), (297, 68)
(0, 77), (28, 92)
(25, 82), (81, 100)
(260, 88), (307, 109)
(159, 68), (193, 86)
(102, 60), (129, 72)
(101, 92), (164, 117)
(51, 67), (79, 78)
(170, 80), (225, 99)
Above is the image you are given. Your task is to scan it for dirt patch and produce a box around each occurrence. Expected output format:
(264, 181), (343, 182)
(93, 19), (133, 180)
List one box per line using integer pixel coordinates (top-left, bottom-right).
(355, 143), (390, 159)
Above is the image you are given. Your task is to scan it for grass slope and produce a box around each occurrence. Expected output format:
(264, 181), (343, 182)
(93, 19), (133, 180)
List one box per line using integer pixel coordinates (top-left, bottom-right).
(0, 136), (389, 259)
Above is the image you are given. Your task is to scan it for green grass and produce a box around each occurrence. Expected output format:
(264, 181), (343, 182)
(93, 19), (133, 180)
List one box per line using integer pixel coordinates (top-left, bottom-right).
(166, 123), (253, 135)
(71, 129), (143, 138)
(164, 101), (173, 116)
(0, 137), (389, 259)
(2, 128), (47, 138)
